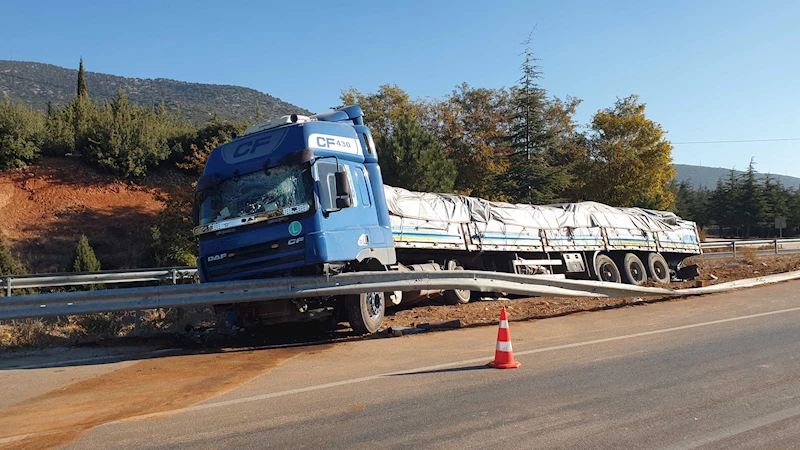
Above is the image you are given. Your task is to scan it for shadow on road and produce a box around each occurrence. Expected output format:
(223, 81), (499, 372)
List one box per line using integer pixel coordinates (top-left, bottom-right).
(389, 364), (492, 376)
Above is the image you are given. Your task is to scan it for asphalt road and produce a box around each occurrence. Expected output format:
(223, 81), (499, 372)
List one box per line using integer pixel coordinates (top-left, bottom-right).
(5, 281), (800, 449)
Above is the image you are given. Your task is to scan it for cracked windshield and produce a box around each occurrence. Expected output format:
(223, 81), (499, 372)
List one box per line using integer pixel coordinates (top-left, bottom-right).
(200, 165), (312, 225)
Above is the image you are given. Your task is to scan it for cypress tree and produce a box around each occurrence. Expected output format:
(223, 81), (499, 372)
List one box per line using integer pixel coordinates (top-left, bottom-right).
(77, 57), (88, 99)
(72, 234), (101, 272)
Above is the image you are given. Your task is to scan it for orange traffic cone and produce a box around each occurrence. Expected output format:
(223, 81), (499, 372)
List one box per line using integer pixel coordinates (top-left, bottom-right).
(488, 307), (521, 369)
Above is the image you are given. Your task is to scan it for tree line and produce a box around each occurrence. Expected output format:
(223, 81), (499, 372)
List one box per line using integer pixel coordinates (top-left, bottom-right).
(0, 58), (248, 179)
(674, 159), (800, 238)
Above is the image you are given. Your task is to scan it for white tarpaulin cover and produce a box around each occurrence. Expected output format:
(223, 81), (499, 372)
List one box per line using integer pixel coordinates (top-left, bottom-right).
(384, 185), (700, 254)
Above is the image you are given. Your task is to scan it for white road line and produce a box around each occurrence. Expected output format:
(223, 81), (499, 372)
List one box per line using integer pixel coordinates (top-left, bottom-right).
(116, 304), (800, 423)
(660, 404), (800, 450)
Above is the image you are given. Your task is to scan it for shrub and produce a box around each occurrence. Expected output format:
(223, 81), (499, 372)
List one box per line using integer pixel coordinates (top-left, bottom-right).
(0, 99), (45, 170)
(0, 240), (26, 276)
(149, 186), (198, 267)
(82, 91), (192, 178)
(73, 234), (101, 272)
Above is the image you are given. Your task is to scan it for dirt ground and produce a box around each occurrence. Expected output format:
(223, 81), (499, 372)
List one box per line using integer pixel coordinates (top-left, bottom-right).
(0, 157), (192, 272)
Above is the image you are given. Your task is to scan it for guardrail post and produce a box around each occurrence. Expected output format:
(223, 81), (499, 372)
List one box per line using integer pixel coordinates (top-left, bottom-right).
(732, 241), (736, 257)
(171, 269), (177, 285)
(775, 238), (779, 255)
(5, 277), (11, 297)
(134, 310), (142, 335)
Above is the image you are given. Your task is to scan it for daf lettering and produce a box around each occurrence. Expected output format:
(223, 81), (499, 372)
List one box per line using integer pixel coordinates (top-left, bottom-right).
(207, 253), (227, 262)
(288, 237), (305, 246)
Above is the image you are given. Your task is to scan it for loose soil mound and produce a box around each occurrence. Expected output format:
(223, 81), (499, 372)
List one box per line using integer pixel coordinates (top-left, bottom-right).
(0, 157), (193, 273)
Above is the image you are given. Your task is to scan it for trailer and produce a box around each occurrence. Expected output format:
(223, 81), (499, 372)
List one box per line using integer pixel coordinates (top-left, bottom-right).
(193, 106), (701, 334)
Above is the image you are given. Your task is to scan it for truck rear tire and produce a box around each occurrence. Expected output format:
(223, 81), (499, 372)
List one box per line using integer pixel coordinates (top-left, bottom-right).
(620, 253), (646, 286)
(594, 254), (621, 283)
(345, 291), (385, 334)
(646, 253), (671, 284)
(443, 263), (471, 304)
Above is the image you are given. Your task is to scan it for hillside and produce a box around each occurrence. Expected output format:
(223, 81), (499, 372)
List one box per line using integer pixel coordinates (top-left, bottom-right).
(674, 164), (800, 190)
(0, 60), (311, 125)
(0, 157), (193, 273)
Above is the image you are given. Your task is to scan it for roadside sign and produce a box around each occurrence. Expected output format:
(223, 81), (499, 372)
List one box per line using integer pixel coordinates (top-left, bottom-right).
(775, 217), (787, 238)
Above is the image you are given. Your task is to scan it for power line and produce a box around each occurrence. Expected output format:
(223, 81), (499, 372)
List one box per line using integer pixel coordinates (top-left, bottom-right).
(672, 137), (800, 145)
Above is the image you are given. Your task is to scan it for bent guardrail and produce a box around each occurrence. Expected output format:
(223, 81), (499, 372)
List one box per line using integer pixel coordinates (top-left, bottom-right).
(2, 269), (800, 321)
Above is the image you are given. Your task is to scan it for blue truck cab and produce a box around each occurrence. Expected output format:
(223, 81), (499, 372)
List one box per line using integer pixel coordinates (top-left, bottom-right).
(193, 106), (395, 332)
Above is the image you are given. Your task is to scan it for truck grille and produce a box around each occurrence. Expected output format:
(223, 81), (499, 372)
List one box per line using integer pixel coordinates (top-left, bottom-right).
(205, 238), (305, 280)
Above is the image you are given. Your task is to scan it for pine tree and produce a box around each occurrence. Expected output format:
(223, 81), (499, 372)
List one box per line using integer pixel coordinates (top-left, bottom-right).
(508, 31), (550, 160)
(377, 113), (456, 192)
(72, 234), (101, 273)
(739, 158), (766, 237)
(77, 57), (88, 99)
(494, 31), (569, 204)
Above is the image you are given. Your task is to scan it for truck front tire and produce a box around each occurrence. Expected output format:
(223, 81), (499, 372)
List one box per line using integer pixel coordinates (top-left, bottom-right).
(345, 291), (385, 334)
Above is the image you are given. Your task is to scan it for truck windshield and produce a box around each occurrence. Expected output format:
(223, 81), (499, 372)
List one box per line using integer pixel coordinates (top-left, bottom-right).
(199, 164), (313, 226)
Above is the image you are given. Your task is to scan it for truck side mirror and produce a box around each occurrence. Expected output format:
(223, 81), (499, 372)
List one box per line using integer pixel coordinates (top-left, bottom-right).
(334, 170), (353, 209)
(335, 171), (351, 197)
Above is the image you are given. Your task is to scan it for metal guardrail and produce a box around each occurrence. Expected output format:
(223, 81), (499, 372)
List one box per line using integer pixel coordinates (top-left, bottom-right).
(2, 269), (800, 321)
(700, 238), (800, 256)
(1, 267), (197, 296)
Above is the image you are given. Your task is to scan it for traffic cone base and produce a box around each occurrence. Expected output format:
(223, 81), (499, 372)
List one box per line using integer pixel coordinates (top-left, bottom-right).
(488, 307), (521, 369)
(487, 360), (521, 369)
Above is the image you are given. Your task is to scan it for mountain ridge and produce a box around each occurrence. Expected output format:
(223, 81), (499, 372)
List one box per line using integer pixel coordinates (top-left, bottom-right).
(674, 163), (800, 189)
(0, 60), (311, 124)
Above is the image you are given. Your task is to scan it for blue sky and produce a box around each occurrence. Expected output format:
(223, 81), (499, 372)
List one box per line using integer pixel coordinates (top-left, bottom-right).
(2, 0), (799, 177)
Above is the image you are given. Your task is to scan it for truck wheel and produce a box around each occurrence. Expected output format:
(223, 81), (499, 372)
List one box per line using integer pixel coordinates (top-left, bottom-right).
(345, 291), (385, 334)
(646, 253), (670, 284)
(443, 263), (471, 304)
(594, 254), (621, 283)
(620, 253), (646, 286)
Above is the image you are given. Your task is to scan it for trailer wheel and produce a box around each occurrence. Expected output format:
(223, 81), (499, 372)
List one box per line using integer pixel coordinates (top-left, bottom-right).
(646, 253), (670, 284)
(345, 291), (385, 334)
(620, 253), (647, 286)
(594, 254), (621, 283)
(443, 263), (471, 304)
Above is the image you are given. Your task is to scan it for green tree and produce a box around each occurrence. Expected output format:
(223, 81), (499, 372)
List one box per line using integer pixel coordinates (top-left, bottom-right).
(149, 187), (198, 266)
(83, 90), (176, 177)
(738, 159), (766, 237)
(176, 119), (247, 174)
(72, 58), (97, 153)
(377, 113), (456, 192)
(0, 99), (45, 170)
(42, 102), (75, 156)
(77, 57), (89, 100)
(580, 95), (675, 209)
(339, 84), (421, 143)
(429, 83), (513, 197)
(72, 234), (101, 272)
(709, 171), (740, 236)
(492, 34), (574, 204)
